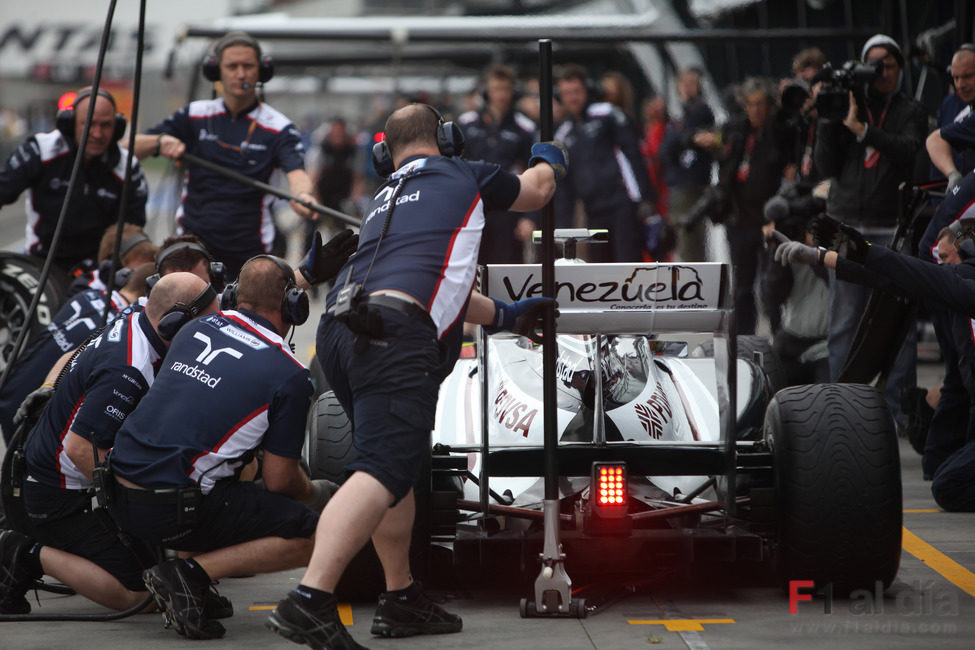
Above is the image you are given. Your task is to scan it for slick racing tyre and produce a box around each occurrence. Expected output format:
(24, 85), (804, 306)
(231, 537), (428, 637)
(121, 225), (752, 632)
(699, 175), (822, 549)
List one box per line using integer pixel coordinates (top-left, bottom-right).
(766, 383), (901, 595)
(0, 253), (69, 377)
(304, 390), (354, 483)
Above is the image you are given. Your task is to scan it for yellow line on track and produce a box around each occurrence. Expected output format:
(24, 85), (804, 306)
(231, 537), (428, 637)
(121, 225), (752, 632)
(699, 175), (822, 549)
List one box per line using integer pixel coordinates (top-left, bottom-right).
(628, 619), (735, 631)
(249, 603), (354, 625)
(903, 526), (975, 598)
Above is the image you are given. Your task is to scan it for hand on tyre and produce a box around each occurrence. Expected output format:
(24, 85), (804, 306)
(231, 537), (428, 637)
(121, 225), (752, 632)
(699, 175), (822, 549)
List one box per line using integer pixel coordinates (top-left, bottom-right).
(300, 479), (340, 512)
(13, 384), (54, 428)
(300, 229), (358, 286)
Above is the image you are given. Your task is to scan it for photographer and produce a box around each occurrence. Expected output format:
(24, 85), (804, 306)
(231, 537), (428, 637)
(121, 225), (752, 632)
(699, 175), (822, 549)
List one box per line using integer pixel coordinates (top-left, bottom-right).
(812, 34), (928, 426)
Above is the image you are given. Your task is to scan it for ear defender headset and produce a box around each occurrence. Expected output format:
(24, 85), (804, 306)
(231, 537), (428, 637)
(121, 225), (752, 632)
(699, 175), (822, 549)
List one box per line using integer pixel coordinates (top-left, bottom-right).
(97, 233), (151, 289)
(157, 282), (217, 341)
(371, 103), (465, 178)
(220, 255), (309, 326)
(145, 242), (227, 295)
(56, 88), (127, 144)
(201, 31), (274, 84)
(948, 218), (975, 259)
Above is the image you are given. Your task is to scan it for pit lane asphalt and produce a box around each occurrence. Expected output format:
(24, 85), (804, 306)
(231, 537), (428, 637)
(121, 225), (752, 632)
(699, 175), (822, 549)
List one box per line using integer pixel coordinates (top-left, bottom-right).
(2, 194), (975, 649)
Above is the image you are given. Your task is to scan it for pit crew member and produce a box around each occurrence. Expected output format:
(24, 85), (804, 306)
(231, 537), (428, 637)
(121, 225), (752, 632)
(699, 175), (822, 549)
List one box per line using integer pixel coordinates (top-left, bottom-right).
(266, 102), (564, 649)
(107, 255), (341, 640)
(133, 31), (315, 279)
(0, 272), (217, 615)
(0, 87), (148, 272)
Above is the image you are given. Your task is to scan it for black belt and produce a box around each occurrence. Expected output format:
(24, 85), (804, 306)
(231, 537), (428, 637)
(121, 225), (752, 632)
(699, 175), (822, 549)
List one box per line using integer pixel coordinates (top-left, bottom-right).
(360, 294), (435, 330)
(115, 481), (198, 505)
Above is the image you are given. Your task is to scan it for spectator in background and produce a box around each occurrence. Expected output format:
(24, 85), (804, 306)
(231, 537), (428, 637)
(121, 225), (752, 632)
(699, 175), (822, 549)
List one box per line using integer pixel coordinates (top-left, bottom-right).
(458, 64), (539, 264)
(554, 64), (654, 262)
(602, 71), (637, 124)
(711, 77), (791, 335)
(309, 118), (358, 249)
(660, 68), (715, 261)
(641, 96), (669, 216)
(813, 33), (927, 429)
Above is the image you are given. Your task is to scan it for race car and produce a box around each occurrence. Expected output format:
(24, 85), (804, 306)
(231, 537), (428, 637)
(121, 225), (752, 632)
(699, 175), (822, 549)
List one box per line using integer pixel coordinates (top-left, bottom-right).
(305, 230), (902, 612)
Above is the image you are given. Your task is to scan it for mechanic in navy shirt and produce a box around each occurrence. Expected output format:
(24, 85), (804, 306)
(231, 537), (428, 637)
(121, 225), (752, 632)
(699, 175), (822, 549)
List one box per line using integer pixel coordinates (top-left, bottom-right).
(0, 262), (154, 443)
(0, 87), (148, 272)
(266, 102), (565, 649)
(554, 64), (654, 262)
(458, 64), (539, 263)
(133, 31), (315, 279)
(0, 273), (216, 616)
(108, 257), (332, 640)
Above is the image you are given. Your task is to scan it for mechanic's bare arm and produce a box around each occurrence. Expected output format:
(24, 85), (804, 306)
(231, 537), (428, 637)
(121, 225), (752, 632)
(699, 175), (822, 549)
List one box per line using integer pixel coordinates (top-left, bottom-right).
(510, 163), (557, 212)
(287, 169), (316, 220)
(465, 292), (498, 326)
(262, 449), (314, 502)
(63, 431), (107, 482)
(134, 133), (185, 161)
(43, 349), (76, 385)
(927, 129), (957, 178)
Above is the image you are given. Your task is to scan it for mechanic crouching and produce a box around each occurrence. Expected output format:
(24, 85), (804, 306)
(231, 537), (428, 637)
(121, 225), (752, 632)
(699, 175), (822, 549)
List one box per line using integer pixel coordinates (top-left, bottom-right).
(0, 272), (217, 615)
(104, 251), (351, 640)
(265, 102), (562, 650)
(774, 218), (975, 511)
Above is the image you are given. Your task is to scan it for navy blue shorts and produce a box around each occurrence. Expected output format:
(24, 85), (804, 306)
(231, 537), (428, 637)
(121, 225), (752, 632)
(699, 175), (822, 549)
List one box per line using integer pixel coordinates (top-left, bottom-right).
(317, 307), (446, 502)
(24, 482), (152, 591)
(108, 479), (318, 551)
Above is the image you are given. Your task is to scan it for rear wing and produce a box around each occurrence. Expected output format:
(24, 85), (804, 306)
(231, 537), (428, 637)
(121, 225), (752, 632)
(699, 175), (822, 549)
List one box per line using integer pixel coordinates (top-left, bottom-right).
(481, 262), (731, 335)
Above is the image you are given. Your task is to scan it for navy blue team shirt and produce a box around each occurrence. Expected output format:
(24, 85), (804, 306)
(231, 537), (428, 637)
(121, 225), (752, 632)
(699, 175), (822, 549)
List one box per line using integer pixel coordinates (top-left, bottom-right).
(110, 309), (313, 494)
(0, 289), (130, 442)
(146, 98), (306, 261)
(326, 155), (519, 361)
(24, 311), (166, 518)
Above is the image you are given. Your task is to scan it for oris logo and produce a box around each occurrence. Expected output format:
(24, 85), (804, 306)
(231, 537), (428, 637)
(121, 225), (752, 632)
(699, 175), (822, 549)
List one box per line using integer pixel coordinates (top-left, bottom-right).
(104, 404), (127, 421)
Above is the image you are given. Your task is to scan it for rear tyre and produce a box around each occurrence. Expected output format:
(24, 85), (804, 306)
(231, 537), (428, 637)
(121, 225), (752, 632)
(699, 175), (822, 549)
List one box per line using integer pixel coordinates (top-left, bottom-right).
(766, 383), (901, 595)
(0, 253), (69, 377)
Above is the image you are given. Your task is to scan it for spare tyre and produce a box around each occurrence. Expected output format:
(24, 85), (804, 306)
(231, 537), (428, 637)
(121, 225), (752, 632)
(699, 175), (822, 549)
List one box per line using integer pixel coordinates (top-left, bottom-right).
(0, 253), (69, 377)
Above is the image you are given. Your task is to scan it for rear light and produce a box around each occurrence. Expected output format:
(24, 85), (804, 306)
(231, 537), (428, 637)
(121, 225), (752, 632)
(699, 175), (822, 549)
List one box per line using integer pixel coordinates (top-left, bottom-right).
(584, 462), (631, 536)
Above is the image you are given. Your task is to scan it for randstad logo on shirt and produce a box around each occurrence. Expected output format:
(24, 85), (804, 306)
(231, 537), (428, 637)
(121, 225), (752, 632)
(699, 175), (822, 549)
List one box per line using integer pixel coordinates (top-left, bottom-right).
(170, 361), (222, 388)
(366, 190), (421, 221)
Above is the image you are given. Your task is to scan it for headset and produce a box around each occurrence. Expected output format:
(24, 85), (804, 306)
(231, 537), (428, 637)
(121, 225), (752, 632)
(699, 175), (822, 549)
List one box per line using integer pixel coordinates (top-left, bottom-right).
(201, 31), (274, 85)
(371, 103), (465, 178)
(157, 283), (218, 341)
(948, 218), (975, 258)
(55, 88), (127, 144)
(145, 241), (227, 294)
(220, 255), (309, 326)
(97, 233), (152, 289)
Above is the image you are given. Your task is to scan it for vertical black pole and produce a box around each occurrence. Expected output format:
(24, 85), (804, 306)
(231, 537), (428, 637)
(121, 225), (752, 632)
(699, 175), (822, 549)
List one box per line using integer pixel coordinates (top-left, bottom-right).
(538, 39), (558, 502)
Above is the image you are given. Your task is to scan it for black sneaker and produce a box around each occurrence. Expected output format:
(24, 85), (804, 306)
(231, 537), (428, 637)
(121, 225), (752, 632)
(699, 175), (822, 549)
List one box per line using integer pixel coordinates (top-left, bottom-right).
(143, 559), (225, 639)
(0, 530), (40, 615)
(266, 591), (369, 650)
(370, 582), (462, 638)
(203, 583), (233, 619)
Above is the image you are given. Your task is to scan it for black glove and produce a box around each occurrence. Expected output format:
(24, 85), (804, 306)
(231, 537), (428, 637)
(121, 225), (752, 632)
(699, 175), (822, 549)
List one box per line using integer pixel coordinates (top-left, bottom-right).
(300, 229), (359, 286)
(809, 215), (869, 264)
(529, 141), (569, 181)
(13, 384), (54, 428)
(485, 296), (556, 344)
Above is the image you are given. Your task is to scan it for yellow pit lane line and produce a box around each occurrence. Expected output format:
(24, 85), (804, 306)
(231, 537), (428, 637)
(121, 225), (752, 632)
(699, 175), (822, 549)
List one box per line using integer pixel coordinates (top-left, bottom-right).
(902, 526), (975, 598)
(628, 618), (735, 631)
(249, 603), (355, 625)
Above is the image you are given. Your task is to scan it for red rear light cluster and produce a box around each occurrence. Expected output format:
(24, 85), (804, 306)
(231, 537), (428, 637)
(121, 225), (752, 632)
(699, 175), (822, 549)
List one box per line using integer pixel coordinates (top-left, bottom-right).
(597, 465), (625, 506)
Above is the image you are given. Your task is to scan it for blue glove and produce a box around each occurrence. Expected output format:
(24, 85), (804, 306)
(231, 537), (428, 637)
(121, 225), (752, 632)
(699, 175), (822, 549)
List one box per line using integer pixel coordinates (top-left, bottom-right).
(300, 229), (359, 285)
(485, 296), (555, 343)
(528, 141), (569, 181)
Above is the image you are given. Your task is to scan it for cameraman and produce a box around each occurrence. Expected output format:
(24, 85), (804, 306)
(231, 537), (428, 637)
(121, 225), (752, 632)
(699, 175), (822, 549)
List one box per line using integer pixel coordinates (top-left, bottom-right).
(813, 34), (928, 426)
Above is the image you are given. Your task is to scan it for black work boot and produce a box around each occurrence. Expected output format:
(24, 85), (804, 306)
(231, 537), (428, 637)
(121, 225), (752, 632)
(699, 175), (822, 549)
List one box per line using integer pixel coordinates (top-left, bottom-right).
(266, 590), (369, 650)
(143, 559), (225, 639)
(370, 581), (462, 638)
(0, 530), (41, 615)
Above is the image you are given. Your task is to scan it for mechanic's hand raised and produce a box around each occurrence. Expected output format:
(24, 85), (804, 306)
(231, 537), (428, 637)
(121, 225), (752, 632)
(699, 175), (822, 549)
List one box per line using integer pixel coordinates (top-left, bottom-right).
(772, 230), (820, 267)
(299, 229), (359, 286)
(13, 384), (54, 429)
(529, 141), (569, 181)
(486, 296), (557, 344)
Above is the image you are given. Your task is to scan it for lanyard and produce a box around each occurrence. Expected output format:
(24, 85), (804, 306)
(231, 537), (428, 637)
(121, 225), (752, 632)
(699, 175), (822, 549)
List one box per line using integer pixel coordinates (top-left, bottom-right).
(865, 96), (892, 128)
